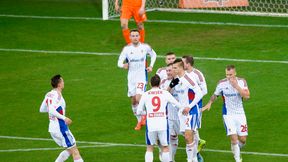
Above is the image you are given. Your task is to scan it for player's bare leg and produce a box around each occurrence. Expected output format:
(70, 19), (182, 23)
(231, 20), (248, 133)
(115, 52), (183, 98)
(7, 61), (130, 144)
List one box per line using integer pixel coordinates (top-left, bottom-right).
(238, 136), (247, 149)
(137, 22), (145, 43)
(67, 146), (83, 162)
(131, 95), (144, 130)
(230, 134), (241, 162)
(145, 145), (154, 162)
(135, 93), (146, 126)
(120, 18), (131, 44)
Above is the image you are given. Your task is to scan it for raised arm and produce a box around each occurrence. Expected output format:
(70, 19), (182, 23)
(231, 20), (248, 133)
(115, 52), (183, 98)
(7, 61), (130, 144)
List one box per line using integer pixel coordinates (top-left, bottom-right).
(230, 78), (250, 99)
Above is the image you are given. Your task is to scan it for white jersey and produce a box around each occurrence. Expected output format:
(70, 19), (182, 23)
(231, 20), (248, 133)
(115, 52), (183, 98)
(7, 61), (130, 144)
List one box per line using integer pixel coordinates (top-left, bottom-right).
(117, 43), (157, 85)
(40, 89), (68, 133)
(156, 67), (167, 81)
(173, 73), (203, 114)
(160, 78), (179, 121)
(214, 77), (248, 115)
(137, 87), (183, 132)
(187, 68), (207, 97)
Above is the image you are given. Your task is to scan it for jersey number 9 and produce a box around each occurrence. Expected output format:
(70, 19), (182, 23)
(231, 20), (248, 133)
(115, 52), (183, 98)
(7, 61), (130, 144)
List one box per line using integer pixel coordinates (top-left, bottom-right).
(152, 96), (161, 112)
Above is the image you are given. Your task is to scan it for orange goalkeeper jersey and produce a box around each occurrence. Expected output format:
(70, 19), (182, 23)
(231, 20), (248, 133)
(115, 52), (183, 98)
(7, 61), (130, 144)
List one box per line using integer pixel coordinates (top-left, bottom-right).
(122, 0), (142, 7)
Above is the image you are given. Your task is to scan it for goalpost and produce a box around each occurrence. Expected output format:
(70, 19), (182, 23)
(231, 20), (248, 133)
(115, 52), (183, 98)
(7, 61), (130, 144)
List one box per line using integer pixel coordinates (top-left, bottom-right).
(102, 0), (288, 20)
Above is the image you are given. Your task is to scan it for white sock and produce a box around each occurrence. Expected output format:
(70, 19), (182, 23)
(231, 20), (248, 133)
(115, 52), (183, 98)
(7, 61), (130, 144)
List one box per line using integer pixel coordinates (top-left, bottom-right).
(169, 135), (178, 161)
(55, 150), (70, 162)
(231, 143), (241, 162)
(74, 159), (83, 162)
(186, 142), (194, 161)
(195, 130), (200, 141)
(132, 104), (141, 122)
(145, 151), (153, 162)
(238, 141), (246, 149)
(161, 152), (170, 162)
(192, 131), (199, 162)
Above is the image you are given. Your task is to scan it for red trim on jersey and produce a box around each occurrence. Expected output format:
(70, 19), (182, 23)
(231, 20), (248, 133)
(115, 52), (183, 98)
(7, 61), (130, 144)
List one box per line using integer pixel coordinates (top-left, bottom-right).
(218, 78), (227, 85)
(184, 74), (195, 86)
(193, 68), (204, 82)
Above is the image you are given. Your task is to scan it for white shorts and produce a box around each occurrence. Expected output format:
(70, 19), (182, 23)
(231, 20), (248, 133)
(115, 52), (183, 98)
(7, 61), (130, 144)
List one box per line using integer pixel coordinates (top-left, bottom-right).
(168, 119), (180, 136)
(179, 114), (198, 133)
(127, 81), (146, 97)
(146, 130), (169, 146)
(50, 130), (76, 148)
(223, 114), (248, 136)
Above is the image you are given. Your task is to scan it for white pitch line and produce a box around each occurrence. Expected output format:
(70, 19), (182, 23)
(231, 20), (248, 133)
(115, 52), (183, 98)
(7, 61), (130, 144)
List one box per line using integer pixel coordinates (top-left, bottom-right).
(0, 48), (287, 64)
(0, 145), (117, 152)
(0, 14), (288, 28)
(0, 136), (288, 157)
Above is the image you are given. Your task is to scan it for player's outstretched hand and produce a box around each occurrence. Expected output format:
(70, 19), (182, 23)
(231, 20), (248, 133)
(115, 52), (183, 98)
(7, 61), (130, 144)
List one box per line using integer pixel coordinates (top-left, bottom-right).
(169, 78), (179, 88)
(65, 117), (72, 125)
(201, 104), (211, 112)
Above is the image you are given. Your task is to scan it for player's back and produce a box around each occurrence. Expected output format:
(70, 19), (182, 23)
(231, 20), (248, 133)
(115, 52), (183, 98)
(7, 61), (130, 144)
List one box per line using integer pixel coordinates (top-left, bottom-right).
(41, 89), (67, 133)
(142, 88), (171, 132)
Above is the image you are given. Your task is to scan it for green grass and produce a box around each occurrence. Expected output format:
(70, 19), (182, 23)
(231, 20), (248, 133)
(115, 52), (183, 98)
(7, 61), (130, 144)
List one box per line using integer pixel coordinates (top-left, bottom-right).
(0, 0), (288, 161)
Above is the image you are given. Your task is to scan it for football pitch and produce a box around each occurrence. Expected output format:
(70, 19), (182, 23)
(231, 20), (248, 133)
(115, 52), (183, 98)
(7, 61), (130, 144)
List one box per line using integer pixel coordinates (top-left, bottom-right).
(0, 0), (288, 161)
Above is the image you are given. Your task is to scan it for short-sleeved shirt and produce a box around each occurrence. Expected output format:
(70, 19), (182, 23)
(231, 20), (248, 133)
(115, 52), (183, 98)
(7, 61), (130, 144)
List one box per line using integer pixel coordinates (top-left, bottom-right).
(214, 78), (248, 115)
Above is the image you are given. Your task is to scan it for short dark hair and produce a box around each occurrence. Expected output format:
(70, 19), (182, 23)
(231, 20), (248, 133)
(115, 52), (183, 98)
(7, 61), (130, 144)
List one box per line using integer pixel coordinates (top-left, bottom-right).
(167, 63), (173, 67)
(182, 55), (194, 66)
(166, 52), (175, 56)
(150, 75), (161, 87)
(51, 74), (62, 88)
(173, 58), (184, 69)
(130, 29), (140, 34)
(226, 65), (235, 71)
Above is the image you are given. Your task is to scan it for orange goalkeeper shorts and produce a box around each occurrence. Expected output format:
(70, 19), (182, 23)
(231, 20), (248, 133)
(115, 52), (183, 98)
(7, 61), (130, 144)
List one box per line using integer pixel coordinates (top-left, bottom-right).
(121, 6), (147, 23)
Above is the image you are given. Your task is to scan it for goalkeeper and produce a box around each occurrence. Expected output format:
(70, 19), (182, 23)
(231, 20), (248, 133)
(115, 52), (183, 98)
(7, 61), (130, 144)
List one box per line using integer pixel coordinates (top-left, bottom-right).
(115, 0), (147, 44)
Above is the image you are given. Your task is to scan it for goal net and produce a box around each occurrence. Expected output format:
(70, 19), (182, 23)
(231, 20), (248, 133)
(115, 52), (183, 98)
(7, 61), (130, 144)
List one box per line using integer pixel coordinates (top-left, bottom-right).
(102, 0), (288, 20)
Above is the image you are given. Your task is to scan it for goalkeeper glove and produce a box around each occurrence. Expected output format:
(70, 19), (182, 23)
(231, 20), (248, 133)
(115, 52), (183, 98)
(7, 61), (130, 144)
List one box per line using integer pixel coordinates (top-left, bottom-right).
(169, 78), (179, 88)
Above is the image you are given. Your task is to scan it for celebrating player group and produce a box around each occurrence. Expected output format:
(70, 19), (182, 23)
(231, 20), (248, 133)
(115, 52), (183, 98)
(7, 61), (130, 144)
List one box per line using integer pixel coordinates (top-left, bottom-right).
(117, 29), (250, 162)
